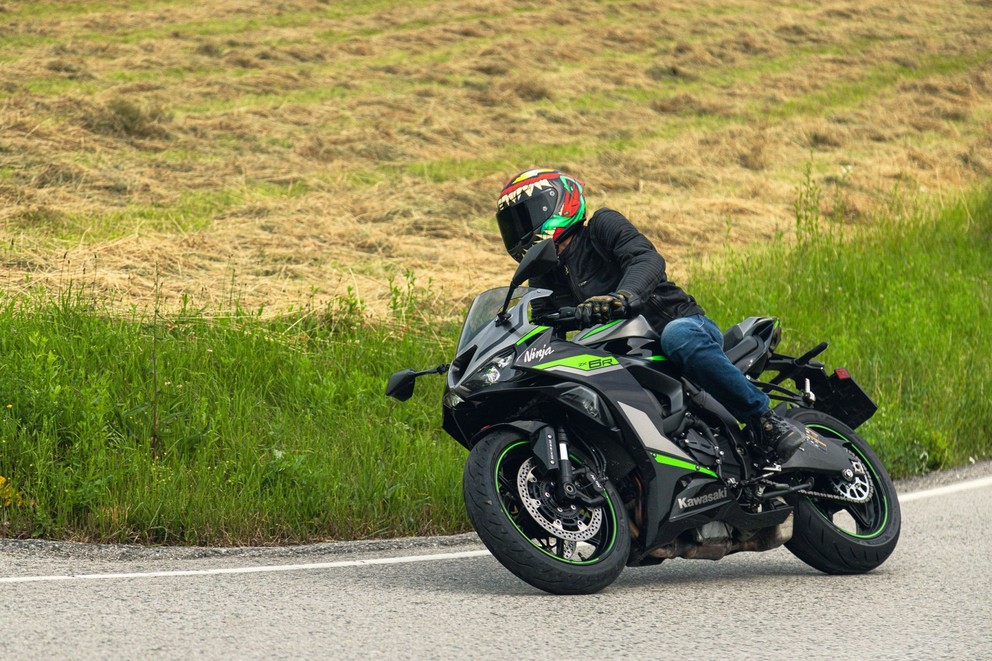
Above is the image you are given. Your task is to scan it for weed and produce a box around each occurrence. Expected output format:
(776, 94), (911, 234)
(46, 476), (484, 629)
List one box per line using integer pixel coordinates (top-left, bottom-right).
(794, 159), (823, 246)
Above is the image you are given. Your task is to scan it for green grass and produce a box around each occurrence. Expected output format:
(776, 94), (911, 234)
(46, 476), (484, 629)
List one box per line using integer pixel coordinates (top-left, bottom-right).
(0, 182), (989, 544)
(691, 174), (992, 476)
(0, 281), (466, 543)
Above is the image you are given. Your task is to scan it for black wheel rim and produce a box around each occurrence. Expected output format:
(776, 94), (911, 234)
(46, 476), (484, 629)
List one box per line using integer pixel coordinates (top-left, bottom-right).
(805, 424), (890, 540)
(494, 441), (619, 565)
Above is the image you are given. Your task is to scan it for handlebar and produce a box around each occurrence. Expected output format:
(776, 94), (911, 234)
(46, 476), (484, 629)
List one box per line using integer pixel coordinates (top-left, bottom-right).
(533, 307), (582, 331)
(534, 306), (577, 323)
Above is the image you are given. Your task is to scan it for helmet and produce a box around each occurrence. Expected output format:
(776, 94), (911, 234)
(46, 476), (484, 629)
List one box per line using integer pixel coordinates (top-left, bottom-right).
(496, 168), (586, 261)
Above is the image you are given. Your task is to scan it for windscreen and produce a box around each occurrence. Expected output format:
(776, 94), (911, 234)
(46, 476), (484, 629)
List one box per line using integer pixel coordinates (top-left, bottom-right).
(456, 287), (533, 352)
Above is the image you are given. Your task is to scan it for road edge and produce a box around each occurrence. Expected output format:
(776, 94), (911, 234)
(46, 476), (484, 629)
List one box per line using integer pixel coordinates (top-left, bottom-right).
(2, 459), (989, 562)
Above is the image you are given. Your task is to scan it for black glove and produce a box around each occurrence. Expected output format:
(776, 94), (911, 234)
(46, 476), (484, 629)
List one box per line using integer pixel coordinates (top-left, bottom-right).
(577, 292), (630, 327)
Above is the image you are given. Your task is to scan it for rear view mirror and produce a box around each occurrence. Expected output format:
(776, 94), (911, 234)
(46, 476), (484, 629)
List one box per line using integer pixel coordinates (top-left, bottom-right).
(386, 369), (417, 401)
(499, 239), (559, 320)
(511, 238), (558, 288)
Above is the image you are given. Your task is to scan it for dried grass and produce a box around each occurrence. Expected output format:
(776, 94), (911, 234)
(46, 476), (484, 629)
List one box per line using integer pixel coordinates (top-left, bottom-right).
(0, 0), (990, 315)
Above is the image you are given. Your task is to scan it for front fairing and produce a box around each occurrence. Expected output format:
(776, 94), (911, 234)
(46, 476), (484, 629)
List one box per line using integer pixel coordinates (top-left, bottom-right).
(446, 286), (552, 393)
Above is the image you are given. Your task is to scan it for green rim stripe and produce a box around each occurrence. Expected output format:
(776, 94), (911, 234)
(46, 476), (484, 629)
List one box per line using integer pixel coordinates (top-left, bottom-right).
(515, 326), (549, 346)
(807, 424), (889, 540)
(496, 441), (616, 566)
(652, 452), (719, 478)
(578, 320), (623, 340)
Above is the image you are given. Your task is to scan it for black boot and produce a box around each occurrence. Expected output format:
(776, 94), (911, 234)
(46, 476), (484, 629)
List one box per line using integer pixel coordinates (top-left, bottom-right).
(752, 410), (805, 462)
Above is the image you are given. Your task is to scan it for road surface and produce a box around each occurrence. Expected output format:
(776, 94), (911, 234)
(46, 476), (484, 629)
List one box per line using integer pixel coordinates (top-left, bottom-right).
(1, 463), (990, 659)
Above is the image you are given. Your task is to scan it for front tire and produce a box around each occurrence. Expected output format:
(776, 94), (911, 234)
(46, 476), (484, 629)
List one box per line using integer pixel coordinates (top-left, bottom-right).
(463, 429), (630, 594)
(785, 409), (901, 574)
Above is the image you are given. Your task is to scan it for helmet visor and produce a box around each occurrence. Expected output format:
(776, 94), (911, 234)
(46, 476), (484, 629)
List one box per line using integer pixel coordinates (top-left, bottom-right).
(496, 189), (556, 261)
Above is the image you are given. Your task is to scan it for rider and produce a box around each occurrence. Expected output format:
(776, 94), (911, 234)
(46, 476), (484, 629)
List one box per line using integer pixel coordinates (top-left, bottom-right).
(495, 168), (805, 462)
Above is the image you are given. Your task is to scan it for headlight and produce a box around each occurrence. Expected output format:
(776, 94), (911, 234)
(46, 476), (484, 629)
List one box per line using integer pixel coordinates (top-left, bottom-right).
(462, 350), (517, 391)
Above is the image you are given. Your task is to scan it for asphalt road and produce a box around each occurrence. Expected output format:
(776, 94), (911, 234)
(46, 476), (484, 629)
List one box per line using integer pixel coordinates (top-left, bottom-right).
(1, 463), (990, 660)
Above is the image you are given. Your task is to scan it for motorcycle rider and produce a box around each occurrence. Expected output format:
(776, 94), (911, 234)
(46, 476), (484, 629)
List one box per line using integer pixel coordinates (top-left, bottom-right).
(495, 168), (805, 462)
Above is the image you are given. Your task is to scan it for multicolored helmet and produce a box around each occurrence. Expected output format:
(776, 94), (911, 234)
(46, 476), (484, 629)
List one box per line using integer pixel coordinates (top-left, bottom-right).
(496, 168), (587, 261)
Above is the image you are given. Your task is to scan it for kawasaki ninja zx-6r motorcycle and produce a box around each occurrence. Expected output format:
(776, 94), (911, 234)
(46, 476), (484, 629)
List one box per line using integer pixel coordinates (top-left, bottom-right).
(387, 239), (900, 595)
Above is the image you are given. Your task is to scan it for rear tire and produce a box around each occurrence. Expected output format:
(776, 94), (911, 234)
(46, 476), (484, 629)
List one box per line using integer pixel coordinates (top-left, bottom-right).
(784, 409), (900, 574)
(463, 429), (630, 594)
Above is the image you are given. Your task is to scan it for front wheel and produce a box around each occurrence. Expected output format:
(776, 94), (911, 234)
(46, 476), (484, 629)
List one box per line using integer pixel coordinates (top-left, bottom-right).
(784, 409), (901, 574)
(463, 429), (630, 594)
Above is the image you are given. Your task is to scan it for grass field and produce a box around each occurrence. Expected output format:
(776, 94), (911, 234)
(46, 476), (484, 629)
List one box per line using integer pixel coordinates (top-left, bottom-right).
(0, 1), (990, 543)
(1, 0), (990, 314)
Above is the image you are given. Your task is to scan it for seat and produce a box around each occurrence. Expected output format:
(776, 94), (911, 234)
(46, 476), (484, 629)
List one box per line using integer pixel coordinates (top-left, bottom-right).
(722, 325), (744, 351)
(724, 336), (760, 367)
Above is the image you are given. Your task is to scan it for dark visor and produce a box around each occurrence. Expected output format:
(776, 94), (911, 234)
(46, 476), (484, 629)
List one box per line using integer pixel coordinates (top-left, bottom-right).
(496, 189), (554, 256)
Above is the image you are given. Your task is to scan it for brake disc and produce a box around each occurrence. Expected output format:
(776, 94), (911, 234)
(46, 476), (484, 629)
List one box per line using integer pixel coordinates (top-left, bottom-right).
(516, 457), (603, 542)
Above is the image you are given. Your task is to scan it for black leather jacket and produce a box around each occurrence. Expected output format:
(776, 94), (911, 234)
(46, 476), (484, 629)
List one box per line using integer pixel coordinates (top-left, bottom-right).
(530, 208), (704, 333)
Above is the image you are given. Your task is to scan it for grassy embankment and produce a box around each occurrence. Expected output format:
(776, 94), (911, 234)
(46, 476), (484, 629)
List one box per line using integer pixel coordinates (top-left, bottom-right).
(0, 184), (989, 544)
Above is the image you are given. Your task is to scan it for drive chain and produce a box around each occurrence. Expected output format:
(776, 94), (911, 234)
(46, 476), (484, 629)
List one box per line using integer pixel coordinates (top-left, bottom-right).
(797, 476), (874, 504)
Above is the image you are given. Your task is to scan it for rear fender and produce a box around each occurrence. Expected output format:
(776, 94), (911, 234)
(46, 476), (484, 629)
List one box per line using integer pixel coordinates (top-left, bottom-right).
(790, 365), (878, 429)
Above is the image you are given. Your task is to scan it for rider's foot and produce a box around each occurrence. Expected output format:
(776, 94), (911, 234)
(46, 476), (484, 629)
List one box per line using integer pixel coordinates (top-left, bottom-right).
(752, 410), (805, 462)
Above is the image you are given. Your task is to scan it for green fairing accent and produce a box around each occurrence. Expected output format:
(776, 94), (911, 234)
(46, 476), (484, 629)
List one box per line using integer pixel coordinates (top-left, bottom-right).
(806, 424), (889, 540)
(496, 441), (617, 565)
(578, 320), (623, 340)
(534, 355), (619, 371)
(648, 355), (668, 362)
(652, 452), (719, 478)
(516, 326), (549, 346)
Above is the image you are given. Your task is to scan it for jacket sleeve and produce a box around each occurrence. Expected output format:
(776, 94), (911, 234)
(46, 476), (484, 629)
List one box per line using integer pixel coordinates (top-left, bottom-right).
(588, 209), (666, 312)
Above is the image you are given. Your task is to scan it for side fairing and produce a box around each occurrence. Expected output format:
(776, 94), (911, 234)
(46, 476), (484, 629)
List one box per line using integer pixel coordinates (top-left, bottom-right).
(516, 334), (695, 467)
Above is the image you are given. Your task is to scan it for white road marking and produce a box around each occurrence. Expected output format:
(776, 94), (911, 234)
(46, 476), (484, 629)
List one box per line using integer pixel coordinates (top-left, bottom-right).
(1, 475), (989, 585)
(0, 550), (492, 585)
(897, 475), (992, 503)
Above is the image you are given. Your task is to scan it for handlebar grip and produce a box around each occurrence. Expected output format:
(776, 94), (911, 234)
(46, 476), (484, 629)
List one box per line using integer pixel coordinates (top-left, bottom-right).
(534, 307), (578, 325)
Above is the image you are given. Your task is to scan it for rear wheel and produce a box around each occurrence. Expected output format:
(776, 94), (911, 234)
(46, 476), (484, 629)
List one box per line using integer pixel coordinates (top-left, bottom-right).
(784, 409), (900, 574)
(463, 429), (630, 594)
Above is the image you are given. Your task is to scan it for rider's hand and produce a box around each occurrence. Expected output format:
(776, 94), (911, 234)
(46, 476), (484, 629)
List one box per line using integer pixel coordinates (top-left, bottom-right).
(577, 292), (629, 327)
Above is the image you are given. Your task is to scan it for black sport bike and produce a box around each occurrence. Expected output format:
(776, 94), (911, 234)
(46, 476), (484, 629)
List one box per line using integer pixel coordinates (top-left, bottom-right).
(387, 240), (900, 594)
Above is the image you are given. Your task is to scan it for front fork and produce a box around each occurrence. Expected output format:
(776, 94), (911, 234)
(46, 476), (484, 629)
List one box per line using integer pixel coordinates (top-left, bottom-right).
(532, 425), (606, 507)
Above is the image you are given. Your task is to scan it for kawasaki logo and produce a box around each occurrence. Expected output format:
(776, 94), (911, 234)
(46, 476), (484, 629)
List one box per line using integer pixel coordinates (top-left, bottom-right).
(522, 346), (554, 362)
(678, 488), (728, 510)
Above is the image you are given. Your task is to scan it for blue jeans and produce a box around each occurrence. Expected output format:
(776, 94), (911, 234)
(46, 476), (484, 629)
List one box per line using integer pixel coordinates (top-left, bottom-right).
(660, 315), (769, 421)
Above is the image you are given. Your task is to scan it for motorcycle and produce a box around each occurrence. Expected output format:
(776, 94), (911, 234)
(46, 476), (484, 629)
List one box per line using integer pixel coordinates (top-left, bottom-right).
(386, 239), (900, 594)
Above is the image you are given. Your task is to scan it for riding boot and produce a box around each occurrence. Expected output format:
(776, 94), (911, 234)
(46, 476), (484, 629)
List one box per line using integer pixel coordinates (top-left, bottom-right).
(751, 410), (805, 462)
